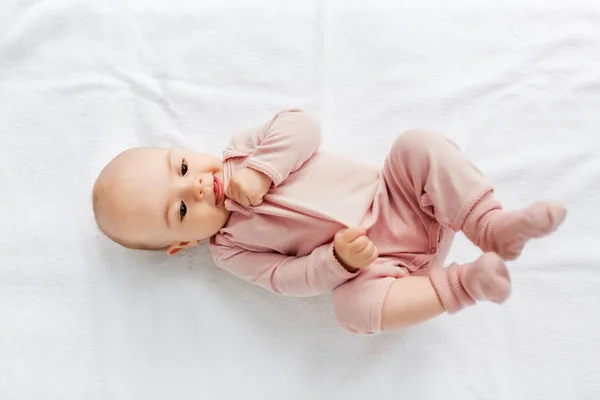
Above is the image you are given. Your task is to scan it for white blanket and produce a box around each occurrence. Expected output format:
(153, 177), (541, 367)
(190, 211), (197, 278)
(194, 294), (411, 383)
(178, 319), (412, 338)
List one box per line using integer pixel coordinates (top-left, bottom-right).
(1, 0), (599, 398)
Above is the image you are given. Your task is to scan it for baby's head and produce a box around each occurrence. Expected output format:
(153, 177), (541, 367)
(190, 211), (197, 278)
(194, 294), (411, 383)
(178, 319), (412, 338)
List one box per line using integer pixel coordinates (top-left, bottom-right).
(93, 147), (230, 255)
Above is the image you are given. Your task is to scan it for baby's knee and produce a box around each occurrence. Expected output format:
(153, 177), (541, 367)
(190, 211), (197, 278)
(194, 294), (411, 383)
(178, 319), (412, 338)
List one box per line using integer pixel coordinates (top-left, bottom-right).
(331, 278), (395, 335)
(392, 129), (446, 156)
(331, 286), (374, 334)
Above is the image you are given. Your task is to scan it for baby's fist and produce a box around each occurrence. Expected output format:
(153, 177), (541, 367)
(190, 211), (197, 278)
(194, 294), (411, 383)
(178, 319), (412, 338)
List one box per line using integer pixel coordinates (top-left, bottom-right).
(225, 167), (273, 207)
(334, 228), (379, 272)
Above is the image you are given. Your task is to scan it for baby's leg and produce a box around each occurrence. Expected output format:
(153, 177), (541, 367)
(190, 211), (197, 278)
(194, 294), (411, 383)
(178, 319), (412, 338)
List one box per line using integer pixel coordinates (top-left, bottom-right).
(385, 130), (566, 260)
(383, 253), (510, 331)
(380, 276), (444, 330)
(332, 255), (511, 334)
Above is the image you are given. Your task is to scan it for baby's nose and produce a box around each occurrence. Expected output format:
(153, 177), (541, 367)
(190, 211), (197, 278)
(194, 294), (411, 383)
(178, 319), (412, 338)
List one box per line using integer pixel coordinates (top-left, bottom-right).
(187, 178), (205, 201)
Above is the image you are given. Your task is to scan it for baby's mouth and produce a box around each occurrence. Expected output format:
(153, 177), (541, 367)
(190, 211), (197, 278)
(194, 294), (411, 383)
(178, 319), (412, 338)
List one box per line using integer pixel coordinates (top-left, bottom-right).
(213, 176), (224, 206)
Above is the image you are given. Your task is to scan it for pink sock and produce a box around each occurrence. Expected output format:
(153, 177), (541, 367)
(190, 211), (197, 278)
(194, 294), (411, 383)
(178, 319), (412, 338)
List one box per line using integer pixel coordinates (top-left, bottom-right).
(462, 193), (567, 261)
(429, 253), (511, 313)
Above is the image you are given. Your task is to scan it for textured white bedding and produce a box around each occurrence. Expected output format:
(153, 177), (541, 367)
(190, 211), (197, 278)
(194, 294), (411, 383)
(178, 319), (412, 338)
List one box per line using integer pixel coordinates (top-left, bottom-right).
(1, 0), (599, 398)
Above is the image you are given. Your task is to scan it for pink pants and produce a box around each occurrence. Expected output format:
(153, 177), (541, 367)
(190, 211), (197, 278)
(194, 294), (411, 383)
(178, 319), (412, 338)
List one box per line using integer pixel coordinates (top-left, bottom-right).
(331, 130), (493, 334)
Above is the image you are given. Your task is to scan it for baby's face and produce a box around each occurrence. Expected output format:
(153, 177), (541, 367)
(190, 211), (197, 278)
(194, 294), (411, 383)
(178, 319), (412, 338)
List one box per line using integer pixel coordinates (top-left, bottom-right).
(96, 147), (230, 253)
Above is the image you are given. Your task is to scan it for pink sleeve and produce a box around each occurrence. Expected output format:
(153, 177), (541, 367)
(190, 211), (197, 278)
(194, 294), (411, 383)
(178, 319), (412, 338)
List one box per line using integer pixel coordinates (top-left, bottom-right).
(225, 109), (322, 186)
(210, 235), (358, 297)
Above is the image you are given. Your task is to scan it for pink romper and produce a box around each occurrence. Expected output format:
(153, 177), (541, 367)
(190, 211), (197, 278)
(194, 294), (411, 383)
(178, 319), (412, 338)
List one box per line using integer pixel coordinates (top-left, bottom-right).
(210, 109), (492, 334)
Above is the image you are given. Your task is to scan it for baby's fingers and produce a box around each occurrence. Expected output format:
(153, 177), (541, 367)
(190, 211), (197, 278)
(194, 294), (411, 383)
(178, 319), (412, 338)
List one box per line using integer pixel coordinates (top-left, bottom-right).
(240, 194), (253, 207)
(226, 182), (250, 207)
(350, 236), (370, 253)
(359, 242), (379, 265)
(247, 192), (264, 206)
(341, 227), (367, 244)
(225, 180), (240, 201)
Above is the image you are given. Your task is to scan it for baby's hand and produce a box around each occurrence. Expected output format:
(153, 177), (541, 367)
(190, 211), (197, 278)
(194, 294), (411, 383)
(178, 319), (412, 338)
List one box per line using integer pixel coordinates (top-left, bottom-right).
(225, 167), (273, 207)
(334, 228), (379, 273)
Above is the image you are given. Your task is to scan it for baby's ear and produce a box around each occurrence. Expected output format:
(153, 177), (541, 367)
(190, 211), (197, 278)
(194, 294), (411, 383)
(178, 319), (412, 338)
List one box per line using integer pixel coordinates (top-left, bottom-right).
(165, 240), (201, 256)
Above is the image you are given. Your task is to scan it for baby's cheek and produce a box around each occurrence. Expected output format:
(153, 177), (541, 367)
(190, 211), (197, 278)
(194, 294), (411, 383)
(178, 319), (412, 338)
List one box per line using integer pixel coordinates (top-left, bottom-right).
(190, 205), (214, 229)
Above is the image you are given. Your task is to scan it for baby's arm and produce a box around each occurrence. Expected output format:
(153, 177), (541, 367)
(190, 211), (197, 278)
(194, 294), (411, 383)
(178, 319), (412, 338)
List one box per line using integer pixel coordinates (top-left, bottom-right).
(211, 235), (358, 297)
(225, 109), (322, 186)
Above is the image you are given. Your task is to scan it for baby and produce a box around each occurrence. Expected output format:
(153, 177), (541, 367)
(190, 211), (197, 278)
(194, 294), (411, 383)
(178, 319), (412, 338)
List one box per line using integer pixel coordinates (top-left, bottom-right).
(93, 109), (567, 334)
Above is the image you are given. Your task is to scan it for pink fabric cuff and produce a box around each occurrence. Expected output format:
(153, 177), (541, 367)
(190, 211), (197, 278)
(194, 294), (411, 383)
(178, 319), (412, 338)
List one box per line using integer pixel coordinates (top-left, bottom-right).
(245, 159), (282, 187)
(429, 264), (475, 314)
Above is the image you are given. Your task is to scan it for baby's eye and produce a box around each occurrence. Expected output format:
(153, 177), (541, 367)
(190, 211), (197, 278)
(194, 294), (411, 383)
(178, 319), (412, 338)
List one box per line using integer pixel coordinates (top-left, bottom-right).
(179, 201), (187, 220)
(181, 159), (188, 176)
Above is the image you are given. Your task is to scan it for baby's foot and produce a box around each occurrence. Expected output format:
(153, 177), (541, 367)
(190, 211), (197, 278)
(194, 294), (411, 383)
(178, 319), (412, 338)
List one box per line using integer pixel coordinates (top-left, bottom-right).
(483, 202), (567, 261)
(429, 252), (511, 313)
(459, 253), (511, 304)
